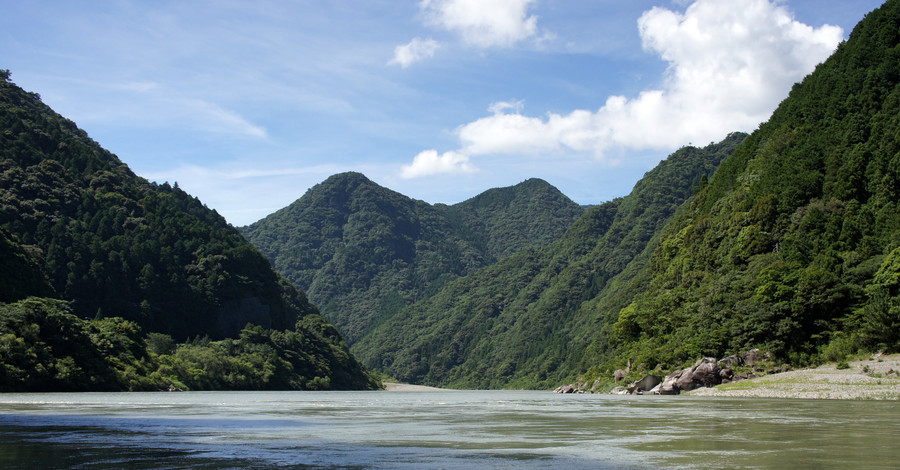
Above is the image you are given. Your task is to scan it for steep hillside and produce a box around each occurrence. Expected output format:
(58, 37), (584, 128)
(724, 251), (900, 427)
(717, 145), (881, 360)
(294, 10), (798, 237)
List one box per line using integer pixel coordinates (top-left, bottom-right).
(353, 134), (745, 388)
(0, 72), (377, 391)
(0, 227), (54, 302)
(446, 178), (586, 261)
(360, 1), (900, 390)
(580, 0), (900, 377)
(240, 173), (583, 342)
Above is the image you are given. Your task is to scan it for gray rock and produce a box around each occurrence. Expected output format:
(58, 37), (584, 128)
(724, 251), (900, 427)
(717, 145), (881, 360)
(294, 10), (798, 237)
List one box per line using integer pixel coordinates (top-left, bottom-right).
(718, 355), (742, 368)
(627, 374), (662, 394)
(692, 361), (720, 388)
(743, 348), (761, 366)
(694, 357), (718, 368)
(675, 368), (696, 391)
(659, 376), (680, 395)
(614, 369), (627, 383)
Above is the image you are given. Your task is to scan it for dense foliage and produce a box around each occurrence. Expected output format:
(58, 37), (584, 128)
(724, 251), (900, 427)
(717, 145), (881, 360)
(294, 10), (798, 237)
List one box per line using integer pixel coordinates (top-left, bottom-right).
(0, 227), (53, 302)
(0, 297), (378, 392)
(240, 172), (583, 342)
(5, 0), (897, 394)
(0, 72), (378, 391)
(354, 1), (900, 389)
(353, 135), (745, 388)
(584, 0), (900, 374)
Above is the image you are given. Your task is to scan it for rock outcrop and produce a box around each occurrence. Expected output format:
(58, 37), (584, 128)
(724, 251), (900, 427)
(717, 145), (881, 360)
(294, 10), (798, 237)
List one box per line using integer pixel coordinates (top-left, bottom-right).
(554, 349), (783, 395)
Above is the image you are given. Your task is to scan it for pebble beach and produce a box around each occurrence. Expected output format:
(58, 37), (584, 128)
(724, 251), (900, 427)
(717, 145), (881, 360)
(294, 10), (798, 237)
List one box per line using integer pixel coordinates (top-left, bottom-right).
(686, 354), (900, 400)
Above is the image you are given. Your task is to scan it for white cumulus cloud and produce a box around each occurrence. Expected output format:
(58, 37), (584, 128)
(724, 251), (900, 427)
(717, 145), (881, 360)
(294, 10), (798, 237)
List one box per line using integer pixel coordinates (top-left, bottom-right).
(400, 149), (477, 178)
(421, 0), (541, 48)
(389, 37), (441, 67)
(402, 0), (844, 177)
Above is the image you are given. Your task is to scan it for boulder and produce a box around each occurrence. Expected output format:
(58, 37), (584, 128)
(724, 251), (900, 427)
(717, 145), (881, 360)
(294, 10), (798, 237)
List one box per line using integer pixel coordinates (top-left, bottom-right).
(627, 374), (662, 394)
(659, 370), (682, 394)
(658, 376), (679, 395)
(691, 361), (720, 388)
(554, 384), (576, 394)
(718, 355), (742, 368)
(719, 368), (734, 380)
(694, 357), (718, 368)
(742, 348), (761, 366)
(673, 358), (721, 391)
(614, 369), (627, 383)
(610, 386), (628, 395)
(675, 367), (696, 391)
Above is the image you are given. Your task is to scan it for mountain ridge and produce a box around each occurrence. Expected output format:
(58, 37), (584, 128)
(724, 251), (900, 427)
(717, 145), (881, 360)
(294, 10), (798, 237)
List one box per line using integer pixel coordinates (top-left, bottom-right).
(352, 134), (746, 388)
(240, 171), (585, 342)
(0, 72), (377, 391)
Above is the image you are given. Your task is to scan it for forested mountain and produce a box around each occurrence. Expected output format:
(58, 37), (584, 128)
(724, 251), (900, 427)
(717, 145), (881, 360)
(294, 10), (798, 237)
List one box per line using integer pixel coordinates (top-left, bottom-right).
(446, 178), (587, 261)
(240, 172), (583, 342)
(354, 0), (900, 390)
(353, 134), (745, 388)
(5, 0), (896, 393)
(577, 0), (900, 375)
(0, 72), (377, 391)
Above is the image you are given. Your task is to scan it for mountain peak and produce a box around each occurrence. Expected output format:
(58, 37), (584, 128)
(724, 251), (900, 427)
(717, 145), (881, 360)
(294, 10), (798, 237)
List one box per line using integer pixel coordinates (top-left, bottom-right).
(240, 173), (584, 343)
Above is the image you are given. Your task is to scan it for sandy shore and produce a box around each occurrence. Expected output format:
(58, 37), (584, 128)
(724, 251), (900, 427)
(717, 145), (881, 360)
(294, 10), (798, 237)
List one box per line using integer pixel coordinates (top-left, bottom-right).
(382, 382), (449, 392)
(686, 354), (900, 399)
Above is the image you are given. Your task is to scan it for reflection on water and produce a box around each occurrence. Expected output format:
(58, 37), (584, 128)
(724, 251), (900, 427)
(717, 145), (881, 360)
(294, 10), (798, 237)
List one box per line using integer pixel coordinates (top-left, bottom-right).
(0, 391), (897, 469)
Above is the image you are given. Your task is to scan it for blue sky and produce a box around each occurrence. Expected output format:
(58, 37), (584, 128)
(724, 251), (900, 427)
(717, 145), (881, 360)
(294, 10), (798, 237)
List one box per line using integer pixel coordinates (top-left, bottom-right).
(1, 0), (885, 225)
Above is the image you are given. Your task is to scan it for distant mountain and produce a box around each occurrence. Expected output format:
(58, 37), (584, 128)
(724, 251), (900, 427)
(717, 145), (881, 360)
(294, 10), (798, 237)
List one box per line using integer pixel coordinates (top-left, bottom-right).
(240, 172), (584, 343)
(0, 72), (377, 391)
(352, 134), (746, 388)
(447, 177), (588, 261)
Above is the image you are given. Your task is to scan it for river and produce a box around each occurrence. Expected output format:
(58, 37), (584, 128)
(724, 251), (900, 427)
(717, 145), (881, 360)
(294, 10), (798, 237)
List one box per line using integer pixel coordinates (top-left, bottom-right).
(0, 390), (896, 468)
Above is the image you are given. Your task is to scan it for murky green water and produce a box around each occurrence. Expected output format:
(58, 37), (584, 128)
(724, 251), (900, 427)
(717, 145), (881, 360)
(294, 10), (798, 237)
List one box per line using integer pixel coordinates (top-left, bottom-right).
(0, 390), (896, 468)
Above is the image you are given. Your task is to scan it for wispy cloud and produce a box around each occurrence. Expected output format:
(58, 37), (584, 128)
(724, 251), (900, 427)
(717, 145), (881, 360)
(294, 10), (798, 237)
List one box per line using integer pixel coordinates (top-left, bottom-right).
(389, 37), (441, 68)
(401, 0), (844, 177)
(40, 76), (269, 140)
(181, 98), (268, 139)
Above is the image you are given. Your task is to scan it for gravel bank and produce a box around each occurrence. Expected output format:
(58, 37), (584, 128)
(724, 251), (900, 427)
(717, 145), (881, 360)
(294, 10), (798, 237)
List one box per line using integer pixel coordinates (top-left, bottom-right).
(382, 382), (449, 391)
(686, 354), (900, 400)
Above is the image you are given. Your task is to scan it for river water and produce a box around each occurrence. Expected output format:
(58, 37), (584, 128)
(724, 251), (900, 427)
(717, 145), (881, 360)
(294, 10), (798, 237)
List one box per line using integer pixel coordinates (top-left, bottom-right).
(0, 390), (896, 469)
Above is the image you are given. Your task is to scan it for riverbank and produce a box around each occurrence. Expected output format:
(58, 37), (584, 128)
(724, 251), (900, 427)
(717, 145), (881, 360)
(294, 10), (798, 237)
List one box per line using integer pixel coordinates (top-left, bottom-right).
(686, 354), (900, 400)
(382, 382), (448, 391)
